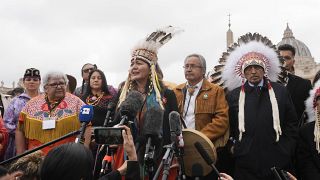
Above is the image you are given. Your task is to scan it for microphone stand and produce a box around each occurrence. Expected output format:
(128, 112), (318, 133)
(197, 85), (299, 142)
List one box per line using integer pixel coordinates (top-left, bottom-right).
(176, 145), (186, 180)
(98, 114), (114, 178)
(0, 130), (80, 165)
(153, 143), (175, 180)
(144, 138), (156, 179)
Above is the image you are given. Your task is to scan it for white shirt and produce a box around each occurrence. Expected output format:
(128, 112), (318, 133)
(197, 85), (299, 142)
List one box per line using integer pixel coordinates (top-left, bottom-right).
(248, 79), (264, 87)
(183, 79), (203, 129)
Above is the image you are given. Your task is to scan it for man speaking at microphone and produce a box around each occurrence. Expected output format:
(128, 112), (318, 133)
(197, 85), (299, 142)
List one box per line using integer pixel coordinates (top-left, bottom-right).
(16, 72), (91, 155)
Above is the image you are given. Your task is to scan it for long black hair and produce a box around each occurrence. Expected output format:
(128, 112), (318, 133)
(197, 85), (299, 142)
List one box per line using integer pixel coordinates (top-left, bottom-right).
(40, 143), (93, 180)
(83, 69), (110, 98)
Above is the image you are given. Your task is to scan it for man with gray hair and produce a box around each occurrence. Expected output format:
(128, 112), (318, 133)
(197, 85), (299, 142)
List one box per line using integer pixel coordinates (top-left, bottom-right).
(173, 53), (229, 148)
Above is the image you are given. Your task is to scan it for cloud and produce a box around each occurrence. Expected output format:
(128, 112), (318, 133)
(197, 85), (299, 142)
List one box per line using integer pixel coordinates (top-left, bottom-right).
(0, 0), (319, 88)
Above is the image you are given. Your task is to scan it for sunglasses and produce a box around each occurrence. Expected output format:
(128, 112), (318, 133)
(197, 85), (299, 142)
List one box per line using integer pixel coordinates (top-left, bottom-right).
(24, 77), (40, 81)
(83, 68), (94, 73)
(280, 56), (292, 60)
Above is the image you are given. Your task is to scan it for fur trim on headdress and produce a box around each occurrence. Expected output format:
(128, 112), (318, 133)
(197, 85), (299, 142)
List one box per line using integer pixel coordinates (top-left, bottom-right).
(220, 33), (282, 142)
(305, 80), (320, 123)
(305, 80), (320, 153)
(222, 41), (280, 91)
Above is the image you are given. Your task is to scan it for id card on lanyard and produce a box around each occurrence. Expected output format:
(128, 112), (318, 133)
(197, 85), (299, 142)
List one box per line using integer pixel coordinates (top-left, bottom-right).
(42, 117), (56, 130)
(43, 97), (61, 130)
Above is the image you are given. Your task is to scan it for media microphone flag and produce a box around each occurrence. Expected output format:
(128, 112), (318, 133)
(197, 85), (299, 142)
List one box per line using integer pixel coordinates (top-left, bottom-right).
(75, 105), (94, 144)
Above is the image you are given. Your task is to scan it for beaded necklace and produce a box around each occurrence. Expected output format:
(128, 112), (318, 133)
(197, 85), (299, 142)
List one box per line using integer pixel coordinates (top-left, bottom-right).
(86, 92), (104, 106)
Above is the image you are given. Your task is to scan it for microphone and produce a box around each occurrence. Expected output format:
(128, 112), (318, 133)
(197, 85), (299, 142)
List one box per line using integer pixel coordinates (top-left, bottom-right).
(100, 146), (113, 176)
(135, 136), (147, 153)
(103, 101), (116, 127)
(143, 106), (163, 163)
(75, 105), (94, 144)
(169, 111), (186, 179)
(117, 90), (144, 126)
(192, 163), (203, 180)
(169, 111), (184, 147)
(194, 141), (221, 179)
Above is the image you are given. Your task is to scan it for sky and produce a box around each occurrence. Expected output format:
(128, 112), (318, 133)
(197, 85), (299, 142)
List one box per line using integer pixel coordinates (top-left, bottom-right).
(0, 0), (319, 89)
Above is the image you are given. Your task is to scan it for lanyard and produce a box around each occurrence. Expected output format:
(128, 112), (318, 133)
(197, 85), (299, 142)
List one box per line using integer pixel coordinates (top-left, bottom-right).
(45, 96), (62, 117)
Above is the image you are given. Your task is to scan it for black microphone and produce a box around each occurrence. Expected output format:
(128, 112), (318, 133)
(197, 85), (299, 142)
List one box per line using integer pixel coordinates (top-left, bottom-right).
(117, 90), (144, 126)
(135, 136), (147, 153)
(103, 101), (116, 127)
(192, 163), (203, 180)
(75, 105), (94, 144)
(169, 111), (184, 147)
(169, 111), (186, 179)
(194, 141), (221, 179)
(143, 106), (164, 163)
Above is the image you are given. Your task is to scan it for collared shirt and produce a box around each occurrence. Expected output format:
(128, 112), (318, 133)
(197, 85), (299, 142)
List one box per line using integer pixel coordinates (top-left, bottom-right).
(183, 79), (203, 129)
(248, 79), (264, 87)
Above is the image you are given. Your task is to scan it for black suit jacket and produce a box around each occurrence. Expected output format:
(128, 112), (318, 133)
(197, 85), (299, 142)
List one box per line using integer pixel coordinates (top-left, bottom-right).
(296, 121), (320, 180)
(286, 74), (312, 124)
(227, 81), (298, 179)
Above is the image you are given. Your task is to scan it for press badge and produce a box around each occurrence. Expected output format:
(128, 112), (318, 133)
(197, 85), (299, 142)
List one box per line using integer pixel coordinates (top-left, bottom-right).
(42, 117), (56, 130)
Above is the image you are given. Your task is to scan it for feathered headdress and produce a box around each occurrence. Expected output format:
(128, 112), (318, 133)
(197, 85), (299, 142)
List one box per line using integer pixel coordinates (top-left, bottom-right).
(212, 33), (282, 142)
(305, 80), (320, 153)
(118, 26), (182, 109)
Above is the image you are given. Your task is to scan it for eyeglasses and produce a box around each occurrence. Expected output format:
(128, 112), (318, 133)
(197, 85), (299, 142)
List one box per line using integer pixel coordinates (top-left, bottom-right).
(83, 68), (94, 73)
(183, 64), (202, 70)
(24, 77), (40, 82)
(47, 82), (66, 88)
(280, 56), (292, 61)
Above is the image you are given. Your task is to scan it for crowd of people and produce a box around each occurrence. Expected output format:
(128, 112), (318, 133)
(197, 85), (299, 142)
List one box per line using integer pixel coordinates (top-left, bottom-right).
(0, 27), (318, 180)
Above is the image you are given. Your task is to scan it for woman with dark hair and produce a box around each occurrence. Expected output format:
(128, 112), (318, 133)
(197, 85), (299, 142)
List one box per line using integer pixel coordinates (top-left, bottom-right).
(40, 143), (94, 180)
(81, 69), (117, 179)
(4, 68), (41, 159)
(113, 27), (179, 179)
(81, 69), (117, 127)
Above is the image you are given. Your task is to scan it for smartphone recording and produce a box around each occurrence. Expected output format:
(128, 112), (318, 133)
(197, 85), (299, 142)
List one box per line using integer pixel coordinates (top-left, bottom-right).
(94, 127), (124, 145)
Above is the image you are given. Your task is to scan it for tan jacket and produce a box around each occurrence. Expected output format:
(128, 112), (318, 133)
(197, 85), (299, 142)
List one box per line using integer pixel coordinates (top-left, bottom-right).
(173, 79), (229, 148)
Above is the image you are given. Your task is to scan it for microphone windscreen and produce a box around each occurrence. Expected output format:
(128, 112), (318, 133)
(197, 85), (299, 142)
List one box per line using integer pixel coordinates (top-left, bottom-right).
(107, 101), (116, 111)
(142, 106), (164, 137)
(79, 105), (94, 123)
(194, 141), (214, 165)
(135, 136), (147, 150)
(119, 90), (144, 118)
(169, 111), (182, 135)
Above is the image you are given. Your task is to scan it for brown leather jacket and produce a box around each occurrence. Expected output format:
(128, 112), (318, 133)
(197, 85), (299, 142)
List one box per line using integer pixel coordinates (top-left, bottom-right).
(173, 79), (229, 148)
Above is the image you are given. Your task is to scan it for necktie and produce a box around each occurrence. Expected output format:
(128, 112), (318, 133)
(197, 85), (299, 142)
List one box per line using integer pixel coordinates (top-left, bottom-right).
(187, 86), (197, 96)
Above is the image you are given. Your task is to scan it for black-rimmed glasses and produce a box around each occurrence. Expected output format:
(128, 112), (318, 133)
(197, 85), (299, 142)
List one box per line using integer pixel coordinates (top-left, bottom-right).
(47, 82), (66, 88)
